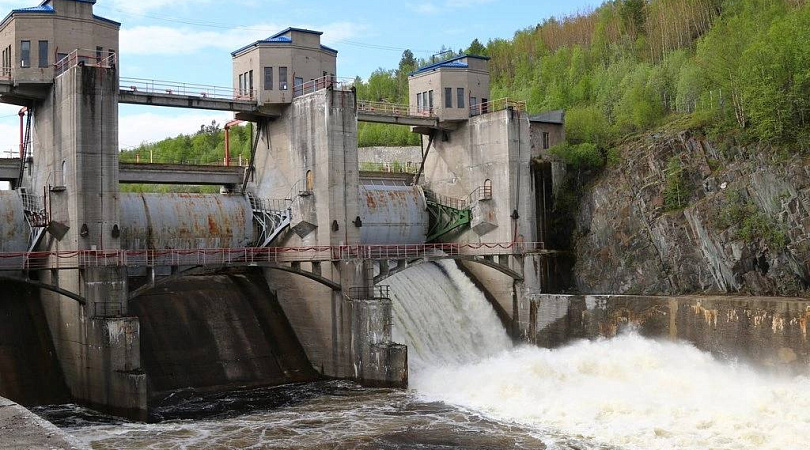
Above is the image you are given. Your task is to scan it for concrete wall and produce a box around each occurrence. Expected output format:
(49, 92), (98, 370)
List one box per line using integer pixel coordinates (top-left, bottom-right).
(129, 272), (319, 405)
(421, 108), (539, 336)
(0, 280), (69, 406)
(27, 65), (146, 420)
(358, 146), (421, 164)
(250, 90), (406, 386)
(531, 294), (810, 375)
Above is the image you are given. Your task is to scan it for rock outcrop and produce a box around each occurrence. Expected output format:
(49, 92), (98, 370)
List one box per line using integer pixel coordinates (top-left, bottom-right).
(572, 128), (810, 296)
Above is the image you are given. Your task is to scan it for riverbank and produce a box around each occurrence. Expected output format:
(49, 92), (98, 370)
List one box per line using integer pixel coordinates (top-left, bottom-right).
(0, 397), (84, 450)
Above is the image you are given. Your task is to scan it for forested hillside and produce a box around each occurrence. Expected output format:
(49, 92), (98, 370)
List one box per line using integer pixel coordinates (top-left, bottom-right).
(123, 0), (809, 163)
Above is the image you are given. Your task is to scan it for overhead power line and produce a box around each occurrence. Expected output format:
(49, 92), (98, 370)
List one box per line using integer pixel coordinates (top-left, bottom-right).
(94, 6), (437, 55)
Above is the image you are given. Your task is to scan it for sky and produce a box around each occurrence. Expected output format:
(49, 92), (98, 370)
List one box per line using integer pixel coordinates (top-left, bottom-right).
(0, 0), (602, 156)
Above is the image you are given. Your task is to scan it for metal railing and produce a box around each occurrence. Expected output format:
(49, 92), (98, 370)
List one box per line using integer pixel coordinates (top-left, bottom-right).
(470, 98), (527, 117)
(292, 76), (355, 98)
(359, 161), (420, 174)
(249, 197), (291, 214)
(467, 184), (493, 204)
(124, 157), (249, 167)
(120, 77), (256, 102)
(357, 100), (436, 118)
(425, 190), (468, 210)
(346, 285), (391, 300)
(0, 242), (544, 271)
(55, 49), (117, 76)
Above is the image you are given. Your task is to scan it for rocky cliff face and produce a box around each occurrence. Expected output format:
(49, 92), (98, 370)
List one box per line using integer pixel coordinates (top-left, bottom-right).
(572, 129), (810, 297)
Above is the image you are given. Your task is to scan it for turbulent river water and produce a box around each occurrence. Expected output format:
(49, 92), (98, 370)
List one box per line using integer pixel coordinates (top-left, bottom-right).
(36, 261), (810, 449)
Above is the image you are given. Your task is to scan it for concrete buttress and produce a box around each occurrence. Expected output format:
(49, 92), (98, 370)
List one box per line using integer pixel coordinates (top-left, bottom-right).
(27, 65), (147, 420)
(250, 89), (406, 386)
(422, 108), (542, 337)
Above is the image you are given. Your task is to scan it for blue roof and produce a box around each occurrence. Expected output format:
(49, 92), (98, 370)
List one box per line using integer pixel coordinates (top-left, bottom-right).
(15, 5), (54, 12)
(411, 54), (490, 76)
(40, 0), (97, 5)
(232, 27), (337, 56)
(93, 14), (120, 26)
(3, 1), (118, 28)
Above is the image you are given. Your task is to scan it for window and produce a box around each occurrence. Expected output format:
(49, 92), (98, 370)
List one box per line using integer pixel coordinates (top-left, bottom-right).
(2, 46), (9, 76)
(457, 88), (465, 109)
(417, 93), (422, 112)
(20, 40), (30, 67)
(248, 70), (254, 94)
(108, 49), (116, 67)
(239, 73), (244, 95)
(444, 87), (452, 108)
(294, 76), (304, 96)
(264, 67), (273, 90)
(96, 46), (103, 64)
(279, 66), (288, 90)
(38, 41), (48, 68)
(470, 97), (478, 115)
(481, 98), (488, 113)
(428, 90), (434, 111)
(542, 132), (550, 150)
(306, 170), (314, 191)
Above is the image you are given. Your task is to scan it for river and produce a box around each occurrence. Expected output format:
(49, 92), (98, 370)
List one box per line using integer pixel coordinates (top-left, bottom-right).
(35, 261), (810, 449)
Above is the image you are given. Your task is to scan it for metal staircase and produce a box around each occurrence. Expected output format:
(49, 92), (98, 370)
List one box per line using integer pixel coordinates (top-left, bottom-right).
(19, 191), (47, 252)
(424, 190), (471, 243)
(249, 194), (292, 248)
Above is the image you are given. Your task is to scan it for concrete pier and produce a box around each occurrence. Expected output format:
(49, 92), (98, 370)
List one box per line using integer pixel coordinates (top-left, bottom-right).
(250, 88), (407, 387)
(27, 65), (147, 420)
(421, 108), (543, 338)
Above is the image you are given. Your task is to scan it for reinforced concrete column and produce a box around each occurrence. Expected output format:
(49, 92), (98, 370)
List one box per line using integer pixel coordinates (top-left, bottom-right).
(253, 89), (404, 385)
(28, 65), (146, 419)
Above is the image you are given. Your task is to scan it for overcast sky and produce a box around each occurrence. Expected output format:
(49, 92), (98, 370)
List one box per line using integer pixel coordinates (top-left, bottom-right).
(0, 0), (601, 155)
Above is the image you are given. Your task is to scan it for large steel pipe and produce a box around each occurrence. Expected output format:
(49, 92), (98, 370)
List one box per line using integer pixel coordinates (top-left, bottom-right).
(359, 184), (428, 245)
(120, 193), (253, 250)
(0, 191), (30, 253)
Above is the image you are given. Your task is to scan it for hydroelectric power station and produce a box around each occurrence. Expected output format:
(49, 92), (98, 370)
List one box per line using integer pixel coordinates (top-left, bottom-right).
(1, 0), (808, 433)
(0, 0), (555, 420)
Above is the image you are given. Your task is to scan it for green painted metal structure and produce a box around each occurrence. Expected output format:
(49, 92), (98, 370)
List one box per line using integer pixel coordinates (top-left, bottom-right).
(425, 191), (471, 243)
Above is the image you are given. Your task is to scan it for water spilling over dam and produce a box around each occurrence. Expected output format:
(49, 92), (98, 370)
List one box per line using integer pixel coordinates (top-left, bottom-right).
(35, 263), (809, 449)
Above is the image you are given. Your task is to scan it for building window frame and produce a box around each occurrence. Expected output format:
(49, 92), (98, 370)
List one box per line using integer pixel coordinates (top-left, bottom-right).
(542, 131), (550, 150)
(38, 41), (48, 68)
(428, 90), (434, 112)
(444, 87), (452, 108)
(279, 66), (288, 90)
(264, 67), (273, 91)
(417, 92), (423, 112)
(20, 40), (30, 68)
(95, 46), (103, 64)
(457, 88), (465, 109)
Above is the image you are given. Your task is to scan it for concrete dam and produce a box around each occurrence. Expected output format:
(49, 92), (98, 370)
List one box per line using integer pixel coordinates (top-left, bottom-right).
(0, 3), (807, 447)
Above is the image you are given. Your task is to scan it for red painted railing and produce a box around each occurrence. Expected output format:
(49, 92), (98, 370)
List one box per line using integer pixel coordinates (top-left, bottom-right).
(0, 242), (544, 271)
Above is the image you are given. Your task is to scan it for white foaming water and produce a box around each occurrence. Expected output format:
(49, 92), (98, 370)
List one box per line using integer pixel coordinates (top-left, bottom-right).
(388, 263), (810, 450)
(388, 260), (513, 371)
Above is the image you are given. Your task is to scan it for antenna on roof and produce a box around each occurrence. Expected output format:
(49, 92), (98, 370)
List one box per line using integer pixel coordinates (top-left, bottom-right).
(430, 50), (452, 64)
